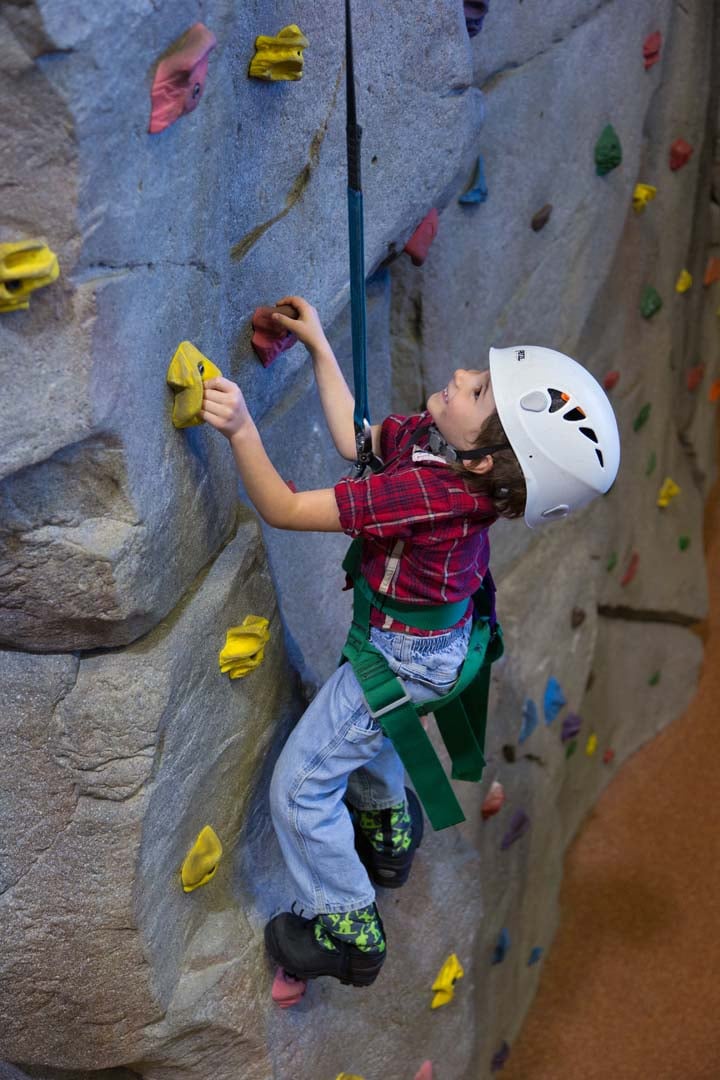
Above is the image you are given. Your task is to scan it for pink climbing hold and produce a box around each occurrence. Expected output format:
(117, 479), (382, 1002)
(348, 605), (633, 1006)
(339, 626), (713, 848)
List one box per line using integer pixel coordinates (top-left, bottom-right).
(481, 780), (505, 821)
(620, 552), (639, 587)
(669, 138), (693, 171)
(251, 305), (299, 367)
(271, 967), (307, 1008)
(686, 364), (705, 392)
(414, 1063), (433, 1080)
(404, 209), (439, 267)
(643, 31), (662, 70)
(603, 371), (620, 392)
(149, 23), (217, 134)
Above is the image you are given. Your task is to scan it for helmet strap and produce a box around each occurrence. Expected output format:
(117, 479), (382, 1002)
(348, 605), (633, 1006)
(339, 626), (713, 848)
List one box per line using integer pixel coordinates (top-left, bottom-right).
(427, 424), (511, 462)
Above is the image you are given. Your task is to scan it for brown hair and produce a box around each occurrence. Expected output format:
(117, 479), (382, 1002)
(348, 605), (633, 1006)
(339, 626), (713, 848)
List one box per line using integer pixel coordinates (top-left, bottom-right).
(450, 410), (527, 519)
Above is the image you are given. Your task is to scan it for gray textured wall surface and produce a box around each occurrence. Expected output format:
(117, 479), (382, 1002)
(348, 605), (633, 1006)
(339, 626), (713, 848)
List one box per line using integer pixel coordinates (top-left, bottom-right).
(0, 0), (718, 1078)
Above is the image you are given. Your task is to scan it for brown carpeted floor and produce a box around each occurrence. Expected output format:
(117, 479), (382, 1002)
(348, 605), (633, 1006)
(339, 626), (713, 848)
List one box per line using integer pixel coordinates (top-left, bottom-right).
(503, 420), (720, 1080)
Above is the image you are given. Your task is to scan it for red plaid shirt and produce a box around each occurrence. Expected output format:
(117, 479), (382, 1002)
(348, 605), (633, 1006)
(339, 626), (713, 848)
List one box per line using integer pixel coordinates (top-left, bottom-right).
(334, 412), (497, 635)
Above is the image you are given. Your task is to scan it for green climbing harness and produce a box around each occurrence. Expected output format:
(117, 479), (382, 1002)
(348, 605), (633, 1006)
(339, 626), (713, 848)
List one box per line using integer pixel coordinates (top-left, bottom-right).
(341, 538), (504, 831)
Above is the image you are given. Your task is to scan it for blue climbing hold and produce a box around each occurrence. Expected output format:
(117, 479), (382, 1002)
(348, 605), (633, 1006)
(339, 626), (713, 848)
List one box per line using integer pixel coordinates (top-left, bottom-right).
(528, 946), (544, 966)
(561, 712), (582, 743)
(459, 155), (488, 204)
(543, 676), (566, 724)
(501, 810), (530, 850)
(491, 927), (510, 965)
(464, 1), (489, 37)
(519, 698), (539, 743)
(491, 1041), (511, 1072)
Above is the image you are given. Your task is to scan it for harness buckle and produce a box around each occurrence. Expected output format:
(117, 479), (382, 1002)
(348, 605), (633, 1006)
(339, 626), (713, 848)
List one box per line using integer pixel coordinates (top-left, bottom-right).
(369, 688), (412, 720)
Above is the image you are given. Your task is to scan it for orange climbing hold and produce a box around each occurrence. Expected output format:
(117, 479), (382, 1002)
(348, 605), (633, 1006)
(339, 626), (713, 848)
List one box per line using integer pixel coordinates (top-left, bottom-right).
(481, 780), (505, 820)
(620, 552), (639, 587)
(703, 257), (720, 286)
(149, 23), (217, 134)
(603, 371), (620, 391)
(404, 209), (439, 267)
(669, 139), (693, 171)
(643, 31), (662, 69)
(686, 364), (704, 392)
(709, 380), (720, 403)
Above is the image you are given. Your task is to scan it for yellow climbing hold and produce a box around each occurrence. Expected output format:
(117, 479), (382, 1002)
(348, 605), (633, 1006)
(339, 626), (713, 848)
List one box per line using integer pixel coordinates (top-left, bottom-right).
(0, 238), (59, 312)
(181, 825), (223, 892)
(335, 1075), (365, 1080)
(632, 183), (657, 212)
(219, 615), (270, 678)
(675, 269), (693, 293)
(585, 733), (598, 756)
(166, 341), (222, 429)
(431, 953), (464, 1009)
(657, 477), (681, 508)
(248, 24), (308, 81)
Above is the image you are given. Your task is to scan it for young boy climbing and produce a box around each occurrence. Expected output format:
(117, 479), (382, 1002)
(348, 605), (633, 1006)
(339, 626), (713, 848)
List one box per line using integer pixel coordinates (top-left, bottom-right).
(201, 295), (620, 989)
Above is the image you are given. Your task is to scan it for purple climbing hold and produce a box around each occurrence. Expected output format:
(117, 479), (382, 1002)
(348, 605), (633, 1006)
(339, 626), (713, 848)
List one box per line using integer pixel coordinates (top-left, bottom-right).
(519, 698), (538, 743)
(491, 1041), (511, 1072)
(464, 1), (489, 37)
(528, 946), (544, 966)
(501, 810), (530, 851)
(561, 712), (582, 743)
(491, 927), (510, 965)
(543, 676), (566, 724)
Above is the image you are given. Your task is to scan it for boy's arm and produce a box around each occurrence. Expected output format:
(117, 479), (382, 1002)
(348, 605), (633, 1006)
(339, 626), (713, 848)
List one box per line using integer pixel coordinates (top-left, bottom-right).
(202, 377), (344, 531)
(272, 296), (382, 460)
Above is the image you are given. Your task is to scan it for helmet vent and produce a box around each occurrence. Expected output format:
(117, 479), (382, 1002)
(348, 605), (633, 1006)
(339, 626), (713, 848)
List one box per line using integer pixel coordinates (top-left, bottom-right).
(563, 406), (586, 421)
(595, 449), (604, 467)
(548, 388), (568, 413)
(579, 426), (598, 443)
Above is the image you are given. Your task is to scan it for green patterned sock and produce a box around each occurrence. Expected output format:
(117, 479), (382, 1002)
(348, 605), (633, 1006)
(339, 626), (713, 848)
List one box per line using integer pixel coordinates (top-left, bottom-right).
(357, 800), (412, 855)
(314, 904), (386, 954)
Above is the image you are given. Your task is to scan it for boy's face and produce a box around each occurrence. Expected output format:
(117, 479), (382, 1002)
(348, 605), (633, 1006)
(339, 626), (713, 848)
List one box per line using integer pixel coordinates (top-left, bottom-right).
(427, 369), (497, 458)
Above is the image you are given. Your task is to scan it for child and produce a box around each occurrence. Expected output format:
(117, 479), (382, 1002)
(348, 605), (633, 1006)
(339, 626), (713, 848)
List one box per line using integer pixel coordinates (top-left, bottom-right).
(201, 296), (620, 988)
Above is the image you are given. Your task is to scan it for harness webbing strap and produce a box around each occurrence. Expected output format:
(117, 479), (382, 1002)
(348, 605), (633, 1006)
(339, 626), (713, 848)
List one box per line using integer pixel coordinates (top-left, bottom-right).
(340, 538), (504, 830)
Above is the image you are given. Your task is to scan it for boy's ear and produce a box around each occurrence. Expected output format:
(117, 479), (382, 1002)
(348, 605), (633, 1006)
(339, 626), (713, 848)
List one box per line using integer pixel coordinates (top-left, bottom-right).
(460, 453), (494, 474)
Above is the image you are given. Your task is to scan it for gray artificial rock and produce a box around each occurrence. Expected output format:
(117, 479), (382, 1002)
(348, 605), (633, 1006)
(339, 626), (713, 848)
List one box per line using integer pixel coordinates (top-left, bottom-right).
(0, 518), (299, 1075)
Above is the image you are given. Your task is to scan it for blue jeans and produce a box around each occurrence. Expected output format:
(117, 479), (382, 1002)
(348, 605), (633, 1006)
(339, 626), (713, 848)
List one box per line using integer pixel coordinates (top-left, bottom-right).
(269, 619), (471, 914)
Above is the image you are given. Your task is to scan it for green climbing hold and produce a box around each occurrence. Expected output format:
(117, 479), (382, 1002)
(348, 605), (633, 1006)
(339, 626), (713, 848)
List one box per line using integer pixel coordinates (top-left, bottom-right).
(648, 671), (661, 687)
(678, 535), (691, 551)
(606, 551), (618, 572)
(633, 403), (651, 432)
(640, 286), (662, 319)
(565, 740), (578, 760)
(595, 124), (622, 176)
(645, 450), (657, 476)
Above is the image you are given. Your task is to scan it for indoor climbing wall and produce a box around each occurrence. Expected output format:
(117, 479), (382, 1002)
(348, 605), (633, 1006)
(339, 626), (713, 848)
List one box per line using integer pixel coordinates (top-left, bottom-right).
(0, 1), (717, 1079)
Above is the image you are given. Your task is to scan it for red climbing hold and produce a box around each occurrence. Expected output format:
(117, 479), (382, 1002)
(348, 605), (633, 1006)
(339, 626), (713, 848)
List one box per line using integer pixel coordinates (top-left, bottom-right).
(686, 364), (705, 392)
(703, 257), (720, 287)
(620, 552), (639, 587)
(251, 305), (299, 367)
(603, 371), (620, 392)
(481, 780), (505, 820)
(285, 479), (298, 493)
(271, 967), (307, 1007)
(414, 1063), (433, 1080)
(643, 31), (662, 70)
(404, 209), (439, 267)
(603, 748), (615, 765)
(669, 138), (693, 171)
(149, 23), (217, 134)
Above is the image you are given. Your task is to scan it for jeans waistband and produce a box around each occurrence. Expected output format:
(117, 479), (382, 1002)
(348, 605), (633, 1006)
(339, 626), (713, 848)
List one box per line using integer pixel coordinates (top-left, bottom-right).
(370, 618), (471, 657)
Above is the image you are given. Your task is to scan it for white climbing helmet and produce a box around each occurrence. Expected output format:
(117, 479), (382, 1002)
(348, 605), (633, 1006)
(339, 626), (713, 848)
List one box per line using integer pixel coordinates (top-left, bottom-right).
(488, 345), (621, 529)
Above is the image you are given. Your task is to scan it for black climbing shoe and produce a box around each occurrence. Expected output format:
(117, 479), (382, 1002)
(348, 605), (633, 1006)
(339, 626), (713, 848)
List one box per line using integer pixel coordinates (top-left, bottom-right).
(348, 786), (424, 890)
(264, 908), (386, 987)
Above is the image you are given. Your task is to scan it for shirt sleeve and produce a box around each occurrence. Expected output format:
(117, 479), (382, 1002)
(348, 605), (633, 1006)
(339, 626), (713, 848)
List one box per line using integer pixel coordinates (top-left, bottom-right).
(334, 467), (458, 540)
(379, 414), (406, 461)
